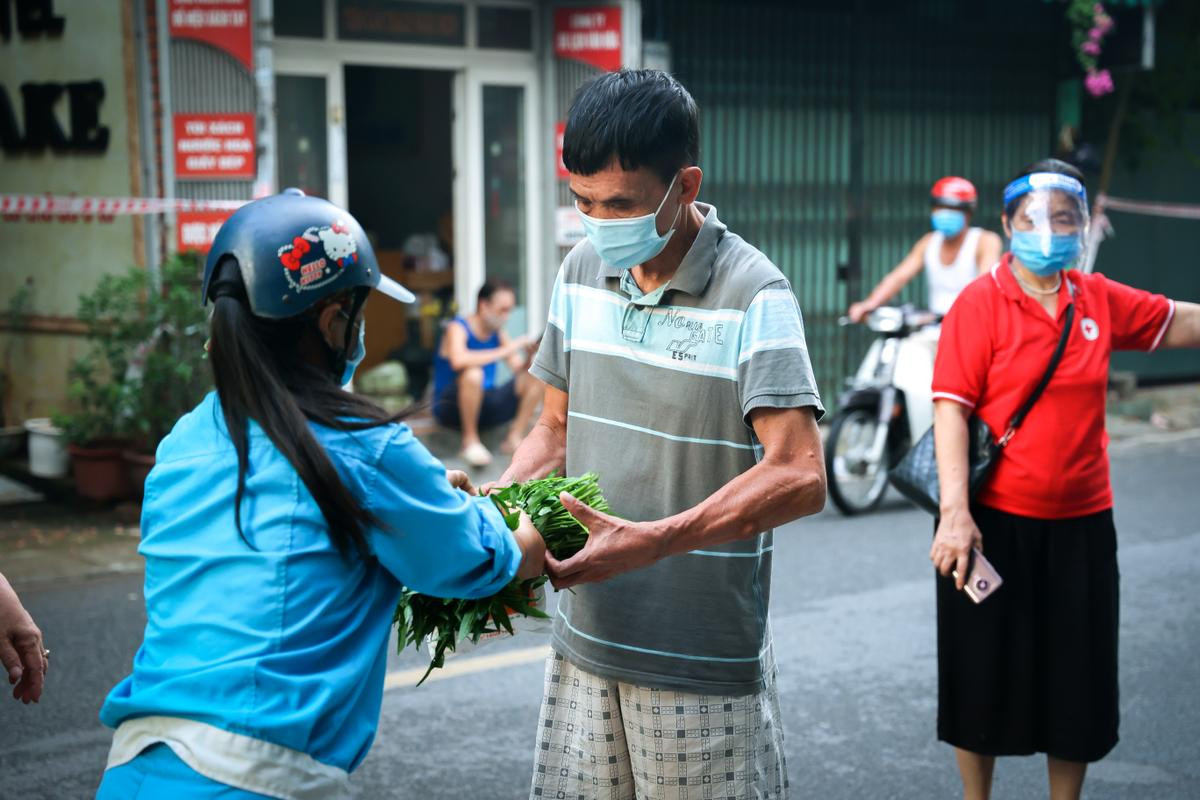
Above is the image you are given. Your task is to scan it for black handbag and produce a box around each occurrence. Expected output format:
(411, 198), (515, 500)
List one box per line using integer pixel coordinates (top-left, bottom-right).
(888, 302), (1075, 515)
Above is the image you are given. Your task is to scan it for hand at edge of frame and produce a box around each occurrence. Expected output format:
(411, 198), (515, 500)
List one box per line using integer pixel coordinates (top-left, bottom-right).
(0, 575), (47, 704)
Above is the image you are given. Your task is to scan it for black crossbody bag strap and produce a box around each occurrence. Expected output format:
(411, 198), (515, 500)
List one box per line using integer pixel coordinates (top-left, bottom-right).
(997, 301), (1075, 447)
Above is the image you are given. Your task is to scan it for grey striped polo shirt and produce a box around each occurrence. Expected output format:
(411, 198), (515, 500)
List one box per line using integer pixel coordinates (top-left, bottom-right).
(529, 203), (823, 695)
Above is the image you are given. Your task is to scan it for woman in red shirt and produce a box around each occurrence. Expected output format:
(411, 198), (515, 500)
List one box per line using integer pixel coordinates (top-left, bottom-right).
(929, 158), (1200, 800)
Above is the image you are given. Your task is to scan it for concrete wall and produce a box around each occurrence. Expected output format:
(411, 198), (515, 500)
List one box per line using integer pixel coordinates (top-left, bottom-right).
(0, 330), (88, 424)
(0, 0), (140, 422)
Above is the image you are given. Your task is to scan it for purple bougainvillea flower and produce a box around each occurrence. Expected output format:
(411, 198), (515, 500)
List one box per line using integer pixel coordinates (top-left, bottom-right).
(1085, 68), (1115, 97)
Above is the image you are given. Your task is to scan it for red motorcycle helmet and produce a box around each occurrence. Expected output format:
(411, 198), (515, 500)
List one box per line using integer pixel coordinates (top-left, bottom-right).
(931, 176), (978, 211)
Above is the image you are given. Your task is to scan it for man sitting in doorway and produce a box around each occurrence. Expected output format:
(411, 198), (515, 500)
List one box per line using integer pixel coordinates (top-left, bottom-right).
(432, 279), (540, 468)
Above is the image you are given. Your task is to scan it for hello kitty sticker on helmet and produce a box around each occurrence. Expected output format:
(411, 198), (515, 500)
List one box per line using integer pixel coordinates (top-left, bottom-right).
(277, 220), (359, 292)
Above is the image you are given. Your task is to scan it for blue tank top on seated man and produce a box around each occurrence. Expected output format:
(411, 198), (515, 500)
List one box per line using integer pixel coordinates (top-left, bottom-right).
(432, 316), (500, 396)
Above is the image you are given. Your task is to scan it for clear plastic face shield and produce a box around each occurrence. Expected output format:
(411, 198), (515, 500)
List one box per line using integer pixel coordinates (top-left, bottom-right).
(1003, 173), (1090, 275)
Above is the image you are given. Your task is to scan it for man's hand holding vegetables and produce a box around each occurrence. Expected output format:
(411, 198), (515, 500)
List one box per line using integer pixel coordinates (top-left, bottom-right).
(540, 405), (824, 589)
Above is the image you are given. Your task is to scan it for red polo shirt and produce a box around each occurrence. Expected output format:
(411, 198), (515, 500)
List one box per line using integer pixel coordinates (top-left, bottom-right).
(932, 254), (1175, 519)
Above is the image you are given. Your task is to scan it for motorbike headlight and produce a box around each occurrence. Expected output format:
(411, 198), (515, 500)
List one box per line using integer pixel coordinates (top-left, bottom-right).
(868, 308), (904, 333)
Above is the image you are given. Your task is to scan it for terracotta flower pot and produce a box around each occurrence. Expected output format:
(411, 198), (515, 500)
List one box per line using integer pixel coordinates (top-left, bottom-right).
(122, 449), (156, 503)
(68, 441), (132, 502)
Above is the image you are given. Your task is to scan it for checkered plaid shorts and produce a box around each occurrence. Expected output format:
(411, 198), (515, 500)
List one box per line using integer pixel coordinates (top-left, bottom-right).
(529, 651), (789, 800)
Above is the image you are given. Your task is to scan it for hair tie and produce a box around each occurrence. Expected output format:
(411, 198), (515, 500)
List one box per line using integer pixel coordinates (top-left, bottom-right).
(211, 283), (245, 301)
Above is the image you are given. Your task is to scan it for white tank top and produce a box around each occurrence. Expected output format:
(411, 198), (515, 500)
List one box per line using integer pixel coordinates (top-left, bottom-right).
(924, 227), (982, 315)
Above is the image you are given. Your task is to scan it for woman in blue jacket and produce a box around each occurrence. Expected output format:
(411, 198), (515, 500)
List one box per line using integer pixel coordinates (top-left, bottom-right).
(96, 190), (545, 799)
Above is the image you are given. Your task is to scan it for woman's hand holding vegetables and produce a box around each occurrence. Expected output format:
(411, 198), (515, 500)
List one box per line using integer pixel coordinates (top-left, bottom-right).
(447, 470), (545, 581)
(544, 492), (665, 589)
(446, 469), (478, 496)
(477, 479), (505, 497)
(513, 510), (547, 581)
(397, 473), (606, 682)
(931, 506), (983, 590)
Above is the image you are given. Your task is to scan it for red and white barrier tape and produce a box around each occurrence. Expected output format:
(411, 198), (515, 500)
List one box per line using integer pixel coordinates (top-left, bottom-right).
(0, 194), (249, 217)
(1098, 193), (1200, 221)
(9, 192), (1193, 223)
(1083, 193), (1200, 272)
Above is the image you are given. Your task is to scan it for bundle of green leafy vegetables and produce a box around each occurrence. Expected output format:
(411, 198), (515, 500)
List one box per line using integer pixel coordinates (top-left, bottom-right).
(393, 472), (609, 685)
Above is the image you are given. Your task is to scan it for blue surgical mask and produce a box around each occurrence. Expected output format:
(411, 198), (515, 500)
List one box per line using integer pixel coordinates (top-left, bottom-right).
(577, 172), (682, 270)
(337, 315), (366, 386)
(931, 209), (966, 237)
(1009, 230), (1082, 276)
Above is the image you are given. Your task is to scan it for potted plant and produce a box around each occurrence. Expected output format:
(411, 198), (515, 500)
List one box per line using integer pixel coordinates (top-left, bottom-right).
(53, 351), (131, 501)
(0, 279), (34, 460)
(51, 265), (150, 501)
(49, 256), (211, 501)
(120, 255), (211, 500)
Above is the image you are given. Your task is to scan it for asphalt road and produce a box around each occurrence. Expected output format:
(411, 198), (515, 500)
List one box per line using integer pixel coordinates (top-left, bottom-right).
(1, 432), (1197, 799)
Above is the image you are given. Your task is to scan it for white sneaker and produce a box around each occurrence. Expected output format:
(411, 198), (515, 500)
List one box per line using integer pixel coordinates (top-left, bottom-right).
(461, 442), (493, 468)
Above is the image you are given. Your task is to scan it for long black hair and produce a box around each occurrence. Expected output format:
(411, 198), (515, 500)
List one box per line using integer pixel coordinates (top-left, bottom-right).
(207, 258), (407, 558)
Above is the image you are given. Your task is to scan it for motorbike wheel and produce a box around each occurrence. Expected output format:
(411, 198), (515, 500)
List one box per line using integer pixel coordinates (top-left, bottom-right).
(826, 405), (892, 515)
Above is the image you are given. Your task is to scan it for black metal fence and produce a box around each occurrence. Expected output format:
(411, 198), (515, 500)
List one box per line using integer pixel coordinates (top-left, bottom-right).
(648, 0), (1064, 406)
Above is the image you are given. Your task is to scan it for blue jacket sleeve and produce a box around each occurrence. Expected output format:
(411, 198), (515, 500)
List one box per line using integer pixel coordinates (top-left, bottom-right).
(363, 425), (521, 599)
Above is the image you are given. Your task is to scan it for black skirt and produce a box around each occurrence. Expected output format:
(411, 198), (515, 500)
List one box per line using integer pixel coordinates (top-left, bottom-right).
(936, 504), (1119, 763)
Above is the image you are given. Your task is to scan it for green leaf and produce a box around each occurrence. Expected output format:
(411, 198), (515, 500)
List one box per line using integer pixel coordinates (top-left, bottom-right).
(491, 604), (514, 636)
(394, 472), (610, 683)
(457, 605), (479, 642)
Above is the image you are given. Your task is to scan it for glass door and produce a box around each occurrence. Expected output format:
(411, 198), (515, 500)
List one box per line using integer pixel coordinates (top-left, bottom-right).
(482, 83), (528, 334)
(456, 68), (543, 336)
(274, 61), (346, 209)
(275, 74), (329, 199)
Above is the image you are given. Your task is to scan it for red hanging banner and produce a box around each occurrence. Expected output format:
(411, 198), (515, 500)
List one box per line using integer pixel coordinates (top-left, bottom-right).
(177, 209), (234, 253)
(553, 7), (622, 73)
(174, 113), (256, 179)
(555, 121), (569, 180)
(169, 0), (253, 72)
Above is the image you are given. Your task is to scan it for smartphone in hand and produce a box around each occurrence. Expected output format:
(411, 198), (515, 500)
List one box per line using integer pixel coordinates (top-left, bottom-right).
(952, 548), (1003, 604)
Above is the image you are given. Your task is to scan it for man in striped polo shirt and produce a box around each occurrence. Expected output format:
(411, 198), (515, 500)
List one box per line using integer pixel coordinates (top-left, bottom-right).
(497, 70), (826, 800)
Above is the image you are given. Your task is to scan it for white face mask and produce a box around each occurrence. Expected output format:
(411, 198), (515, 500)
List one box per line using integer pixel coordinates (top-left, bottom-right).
(576, 172), (682, 270)
(480, 309), (505, 332)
